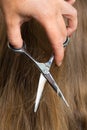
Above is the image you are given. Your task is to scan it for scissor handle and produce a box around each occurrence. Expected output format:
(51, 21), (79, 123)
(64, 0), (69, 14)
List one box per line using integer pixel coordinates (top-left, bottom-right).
(63, 37), (70, 47)
(8, 36), (70, 52)
(7, 42), (26, 53)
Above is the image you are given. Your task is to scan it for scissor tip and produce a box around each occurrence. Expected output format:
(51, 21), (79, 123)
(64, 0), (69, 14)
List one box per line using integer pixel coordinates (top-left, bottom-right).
(65, 102), (70, 108)
(57, 91), (69, 108)
(62, 95), (70, 108)
(34, 103), (38, 113)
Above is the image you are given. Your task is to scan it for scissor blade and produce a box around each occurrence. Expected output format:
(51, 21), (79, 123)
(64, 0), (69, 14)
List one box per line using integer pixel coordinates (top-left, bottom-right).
(34, 74), (47, 112)
(43, 72), (69, 107)
(34, 56), (54, 112)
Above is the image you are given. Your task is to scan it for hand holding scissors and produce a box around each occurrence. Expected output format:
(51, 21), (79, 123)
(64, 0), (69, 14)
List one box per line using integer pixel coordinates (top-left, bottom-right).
(8, 37), (70, 112)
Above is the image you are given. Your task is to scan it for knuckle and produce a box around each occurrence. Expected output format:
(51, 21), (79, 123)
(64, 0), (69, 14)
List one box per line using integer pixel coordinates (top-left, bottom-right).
(42, 10), (55, 20)
(40, 12), (55, 27)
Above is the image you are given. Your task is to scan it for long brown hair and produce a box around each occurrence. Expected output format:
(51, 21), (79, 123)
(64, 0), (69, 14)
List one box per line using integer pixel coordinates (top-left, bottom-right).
(0, 0), (87, 129)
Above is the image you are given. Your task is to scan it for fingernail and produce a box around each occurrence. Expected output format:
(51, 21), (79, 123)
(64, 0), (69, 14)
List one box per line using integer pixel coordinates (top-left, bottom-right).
(58, 62), (62, 67)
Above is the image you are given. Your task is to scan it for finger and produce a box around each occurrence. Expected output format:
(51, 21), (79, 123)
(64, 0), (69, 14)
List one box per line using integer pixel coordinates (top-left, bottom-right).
(62, 2), (77, 36)
(57, 15), (67, 52)
(39, 14), (66, 66)
(6, 20), (23, 48)
(65, 0), (76, 5)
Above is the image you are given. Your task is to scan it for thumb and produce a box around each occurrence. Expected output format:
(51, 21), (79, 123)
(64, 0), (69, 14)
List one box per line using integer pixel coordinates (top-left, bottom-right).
(6, 21), (23, 48)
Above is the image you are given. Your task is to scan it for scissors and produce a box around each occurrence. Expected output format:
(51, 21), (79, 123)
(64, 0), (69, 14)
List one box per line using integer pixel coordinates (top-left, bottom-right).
(8, 37), (70, 112)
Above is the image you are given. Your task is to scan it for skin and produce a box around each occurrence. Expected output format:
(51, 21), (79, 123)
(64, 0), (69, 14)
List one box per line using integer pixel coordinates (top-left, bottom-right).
(0, 0), (77, 66)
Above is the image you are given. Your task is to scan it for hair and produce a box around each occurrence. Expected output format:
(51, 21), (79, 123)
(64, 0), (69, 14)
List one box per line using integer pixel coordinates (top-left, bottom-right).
(0, 0), (87, 130)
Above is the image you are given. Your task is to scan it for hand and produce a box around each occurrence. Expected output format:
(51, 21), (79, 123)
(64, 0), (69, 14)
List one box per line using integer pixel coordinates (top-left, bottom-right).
(0, 0), (77, 66)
